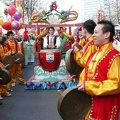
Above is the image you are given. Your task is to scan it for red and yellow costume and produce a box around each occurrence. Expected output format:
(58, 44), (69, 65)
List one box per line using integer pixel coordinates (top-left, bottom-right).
(78, 38), (85, 48)
(0, 44), (11, 94)
(74, 36), (97, 67)
(77, 42), (120, 119)
(7, 39), (25, 84)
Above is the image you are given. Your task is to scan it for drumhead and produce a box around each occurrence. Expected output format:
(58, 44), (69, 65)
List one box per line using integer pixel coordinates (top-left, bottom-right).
(57, 86), (92, 120)
(14, 53), (24, 64)
(0, 67), (11, 84)
(40, 49), (61, 53)
(65, 49), (83, 75)
(2, 55), (15, 69)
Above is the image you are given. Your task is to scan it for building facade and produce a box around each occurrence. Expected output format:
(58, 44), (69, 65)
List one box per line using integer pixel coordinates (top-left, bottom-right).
(83, 0), (104, 22)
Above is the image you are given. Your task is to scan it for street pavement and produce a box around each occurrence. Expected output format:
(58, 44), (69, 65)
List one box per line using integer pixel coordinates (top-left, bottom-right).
(0, 59), (63, 120)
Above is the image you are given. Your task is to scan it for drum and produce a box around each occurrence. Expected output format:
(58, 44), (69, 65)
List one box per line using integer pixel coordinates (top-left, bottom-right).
(39, 49), (62, 71)
(65, 49), (83, 75)
(57, 86), (92, 120)
(13, 52), (24, 64)
(1, 55), (15, 69)
(0, 67), (11, 84)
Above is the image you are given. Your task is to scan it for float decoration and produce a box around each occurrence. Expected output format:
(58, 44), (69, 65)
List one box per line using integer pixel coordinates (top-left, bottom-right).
(31, 1), (78, 24)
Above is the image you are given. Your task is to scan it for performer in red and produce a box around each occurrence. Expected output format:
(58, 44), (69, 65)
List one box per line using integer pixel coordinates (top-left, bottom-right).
(23, 27), (29, 66)
(23, 27), (29, 41)
(75, 20), (120, 119)
(7, 31), (25, 86)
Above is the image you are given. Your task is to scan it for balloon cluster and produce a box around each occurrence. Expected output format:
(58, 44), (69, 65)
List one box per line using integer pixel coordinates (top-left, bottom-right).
(0, 5), (23, 30)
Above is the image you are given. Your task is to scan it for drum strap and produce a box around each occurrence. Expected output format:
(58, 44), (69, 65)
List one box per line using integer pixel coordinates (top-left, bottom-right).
(47, 36), (57, 45)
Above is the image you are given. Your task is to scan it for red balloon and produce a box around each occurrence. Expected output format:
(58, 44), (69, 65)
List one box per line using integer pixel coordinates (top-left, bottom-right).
(19, 23), (22, 29)
(1, 22), (12, 30)
(7, 5), (16, 16)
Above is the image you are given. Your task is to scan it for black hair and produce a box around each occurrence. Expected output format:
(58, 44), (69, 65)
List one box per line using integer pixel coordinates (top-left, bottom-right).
(0, 36), (7, 45)
(98, 20), (115, 42)
(83, 19), (96, 34)
(7, 31), (14, 37)
(49, 27), (55, 31)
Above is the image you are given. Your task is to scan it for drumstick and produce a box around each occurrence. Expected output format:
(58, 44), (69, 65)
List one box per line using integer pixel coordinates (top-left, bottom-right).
(58, 90), (63, 95)
(15, 58), (20, 62)
(4, 64), (10, 69)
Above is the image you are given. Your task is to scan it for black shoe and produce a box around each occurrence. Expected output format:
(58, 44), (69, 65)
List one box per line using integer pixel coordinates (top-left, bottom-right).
(0, 102), (3, 105)
(19, 82), (26, 85)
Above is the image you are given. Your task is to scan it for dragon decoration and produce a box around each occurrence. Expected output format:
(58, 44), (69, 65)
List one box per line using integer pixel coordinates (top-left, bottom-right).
(31, 0), (78, 42)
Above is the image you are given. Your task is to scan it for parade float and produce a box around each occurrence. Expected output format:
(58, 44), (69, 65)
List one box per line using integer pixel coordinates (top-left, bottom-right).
(25, 1), (82, 90)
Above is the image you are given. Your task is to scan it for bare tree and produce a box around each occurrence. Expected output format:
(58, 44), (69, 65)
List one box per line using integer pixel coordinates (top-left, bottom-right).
(104, 0), (120, 24)
(20, 0), (45, 24)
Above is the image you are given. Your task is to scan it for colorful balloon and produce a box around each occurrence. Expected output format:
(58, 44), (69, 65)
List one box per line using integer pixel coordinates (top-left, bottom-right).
(11, 21), (20, 30)
(16, 6), (23, 14)
(0, 18), (3, 25)
(7, 5), (16, 16)
(2, 22), (12, 30)
(13, 11), (22, 21)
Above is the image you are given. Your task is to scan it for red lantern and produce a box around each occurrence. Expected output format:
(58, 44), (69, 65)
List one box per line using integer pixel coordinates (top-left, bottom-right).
(2, 22), (12, 30)
(7, 5), (16, 16)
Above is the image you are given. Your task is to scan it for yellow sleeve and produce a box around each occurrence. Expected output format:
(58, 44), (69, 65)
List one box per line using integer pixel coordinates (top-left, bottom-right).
(85, 56), (120, 96)
(74, 44), (97, 67)
(0, 62), (4, 67)
(16, 41), (21, 53)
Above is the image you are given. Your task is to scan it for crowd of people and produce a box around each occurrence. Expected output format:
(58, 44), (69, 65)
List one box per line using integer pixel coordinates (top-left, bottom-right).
(0, 19), (120, 119)
(0, 31), (26, 105)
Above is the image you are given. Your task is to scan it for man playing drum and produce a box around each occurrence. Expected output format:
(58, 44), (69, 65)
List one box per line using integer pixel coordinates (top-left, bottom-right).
(7, 31), (25, 86)
(68, 20), (97, 81)
(76, 20), (120, 119)
(0, 36), (12, 97)
(73, 20), (97, 67)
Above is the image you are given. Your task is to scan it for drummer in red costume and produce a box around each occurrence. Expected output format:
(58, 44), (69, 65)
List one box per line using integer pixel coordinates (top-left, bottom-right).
(73, 20), (97, 66)
(76, 20), (120, 119)
(69, 20), (97, 81)
(7, 31), (25, 86)
(43, 27), (61, 49)
(0, 36), (12, 97)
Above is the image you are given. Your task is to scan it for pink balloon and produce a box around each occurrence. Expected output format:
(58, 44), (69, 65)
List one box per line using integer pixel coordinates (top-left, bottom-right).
(7, 5), (16, 16)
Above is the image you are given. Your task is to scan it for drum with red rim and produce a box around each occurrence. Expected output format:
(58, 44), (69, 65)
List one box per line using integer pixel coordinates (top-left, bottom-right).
(39, 49), (62, 71)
